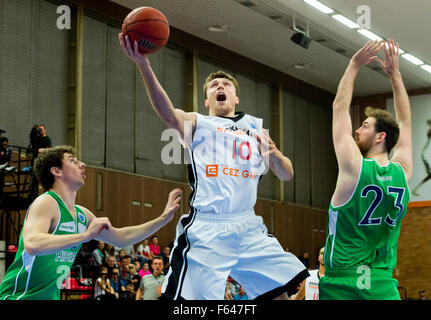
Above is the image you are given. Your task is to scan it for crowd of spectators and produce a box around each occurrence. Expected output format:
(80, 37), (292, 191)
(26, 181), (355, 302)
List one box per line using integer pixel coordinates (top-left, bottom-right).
(70, 236), (171, 300)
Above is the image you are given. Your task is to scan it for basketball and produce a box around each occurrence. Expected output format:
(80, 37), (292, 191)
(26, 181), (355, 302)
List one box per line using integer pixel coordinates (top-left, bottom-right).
(121, 7), (170, 54)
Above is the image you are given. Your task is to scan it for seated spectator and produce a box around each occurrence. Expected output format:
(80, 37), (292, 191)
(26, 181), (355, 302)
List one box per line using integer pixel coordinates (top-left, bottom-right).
(149, 235), (161, 260)
(117, 249), (126, 263)
(136, 238), (151, 263)
(92, 241), (105, 266)
(233, 286), (249, 300)
(136, 256), (165, 300)
(119, 256), (131, 283)
(129, 264), (141, 293)
(160, 245), (171, 274)
(122, 244), (137, 263)
(104, 243), (116, 259)
(109, 267), (122, 299)
(105, 255), (118, 276)
(120, 282), (136, 301)
(0, 136), (12, 195)
(95, 266), (115, 301)
(138, 262), (151, 278)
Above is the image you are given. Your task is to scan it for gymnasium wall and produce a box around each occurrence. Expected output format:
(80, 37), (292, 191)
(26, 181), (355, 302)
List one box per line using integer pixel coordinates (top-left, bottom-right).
(0, 0), (338, 207)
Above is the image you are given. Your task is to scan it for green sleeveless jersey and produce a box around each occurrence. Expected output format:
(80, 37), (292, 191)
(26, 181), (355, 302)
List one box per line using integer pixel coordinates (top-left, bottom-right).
(324, 157), (410, 272)
(0, 191), (88, 300)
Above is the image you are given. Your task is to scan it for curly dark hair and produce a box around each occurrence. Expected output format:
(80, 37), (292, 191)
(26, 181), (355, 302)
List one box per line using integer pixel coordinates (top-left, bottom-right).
(33, 145), (76, 191)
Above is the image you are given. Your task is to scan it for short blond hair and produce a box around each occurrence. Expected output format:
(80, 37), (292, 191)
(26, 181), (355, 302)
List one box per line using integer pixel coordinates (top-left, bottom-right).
(203, 71), (239, 99)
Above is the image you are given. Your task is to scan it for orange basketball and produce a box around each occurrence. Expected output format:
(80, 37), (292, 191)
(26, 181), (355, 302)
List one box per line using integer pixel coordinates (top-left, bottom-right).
(121, 7), (170, 54)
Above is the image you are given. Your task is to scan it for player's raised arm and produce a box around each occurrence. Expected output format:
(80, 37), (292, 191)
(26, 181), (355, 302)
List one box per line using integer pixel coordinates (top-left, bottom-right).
(119, 33), (196, 143)
(332, 41), (384, 176)
(376, 39), (413, 180)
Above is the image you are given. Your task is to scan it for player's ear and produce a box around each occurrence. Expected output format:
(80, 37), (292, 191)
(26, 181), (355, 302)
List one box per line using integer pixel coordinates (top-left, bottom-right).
(204, 99), (209, 109)
(50, 166), (62, 177)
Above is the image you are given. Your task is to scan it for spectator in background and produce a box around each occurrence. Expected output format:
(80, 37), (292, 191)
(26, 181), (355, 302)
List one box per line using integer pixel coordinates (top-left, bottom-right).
(226, 277), (240, 299)
(149, 235), (161, 260)
(224, 280), (233, 300)
(139, 262), (151, 278)
(298, 252), (310, 269)
(129, 263), (141, 292)
(0, 137), (12, 165)
(136, 256), (165, 300)
(119, 255), (131, 283)
(92, 241), (105, 266)
(160, 245), (171, 274)
(105, 255), (118, 276)
(117, 249), (126, 263)
(109, 267), (122, 299)
(234, 286), (249, 300)
(28, 124), (52, 201)
(104, 243), (116, 259)
(0, 136), (13, 195)
(120, 282), (136, 301)
(122, 244), (137, 263)
(95, 266), (115, 301)
(418, 290), (428, 300)
(136, 238), (151, 263)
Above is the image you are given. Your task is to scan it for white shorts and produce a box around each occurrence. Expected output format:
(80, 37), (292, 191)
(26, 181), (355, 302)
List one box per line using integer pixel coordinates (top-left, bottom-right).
(161, 209), (309, 300)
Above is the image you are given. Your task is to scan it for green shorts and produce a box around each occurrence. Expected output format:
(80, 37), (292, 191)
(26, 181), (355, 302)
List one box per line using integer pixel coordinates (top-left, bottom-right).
(319, 267), (400, 300)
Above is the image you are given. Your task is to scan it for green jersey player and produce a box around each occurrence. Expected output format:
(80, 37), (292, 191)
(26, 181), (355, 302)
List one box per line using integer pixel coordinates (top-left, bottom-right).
(0, 145), (182, 300)
(320, 39), (412, 300)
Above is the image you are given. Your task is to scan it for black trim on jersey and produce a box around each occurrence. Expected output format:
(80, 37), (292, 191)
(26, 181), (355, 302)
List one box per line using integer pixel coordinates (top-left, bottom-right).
(160, 150), (198, 300)
(254, 269), (310, 300)
(218, 111), (245, 122)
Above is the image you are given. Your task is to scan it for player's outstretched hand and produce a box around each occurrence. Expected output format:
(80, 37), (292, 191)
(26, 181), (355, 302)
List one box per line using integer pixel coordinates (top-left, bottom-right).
(351, 40), (384, 68)
(159, 188), (182, 225)
(119, 33), (149, 66)
(376, 39), (401, 77)
(86, 217), (112, 240)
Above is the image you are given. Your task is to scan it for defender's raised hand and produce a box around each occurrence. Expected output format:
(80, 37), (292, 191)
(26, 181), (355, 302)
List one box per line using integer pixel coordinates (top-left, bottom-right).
(351, 40), (384, 68)
(376, 39), (401, 77)
(159, 188), (182, 224)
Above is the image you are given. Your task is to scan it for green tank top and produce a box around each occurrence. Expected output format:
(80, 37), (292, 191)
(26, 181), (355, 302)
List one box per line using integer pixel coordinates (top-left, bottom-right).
(324, 157), (410, 271)
(0, 191), (88, 300)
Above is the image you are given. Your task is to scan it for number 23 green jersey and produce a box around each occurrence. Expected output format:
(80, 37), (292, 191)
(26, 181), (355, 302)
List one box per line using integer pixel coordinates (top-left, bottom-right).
(324, 157), (410, 271)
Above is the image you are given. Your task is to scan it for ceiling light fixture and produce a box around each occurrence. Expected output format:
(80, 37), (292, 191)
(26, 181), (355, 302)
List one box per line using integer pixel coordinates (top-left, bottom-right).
(207, 24), (231, 32)
(402, 54), (424, 65)
(304, 0), (334, 14)
(421, 65), (431, 73)
(357, 29), (383, 41)
(332, 14), (359, 29)
(292, 63), (313, 69)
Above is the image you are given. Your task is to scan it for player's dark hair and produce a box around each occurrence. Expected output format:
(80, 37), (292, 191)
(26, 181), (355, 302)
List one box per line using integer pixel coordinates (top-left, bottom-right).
(33, 145), (76, 191)
(365, 106), (400, 154)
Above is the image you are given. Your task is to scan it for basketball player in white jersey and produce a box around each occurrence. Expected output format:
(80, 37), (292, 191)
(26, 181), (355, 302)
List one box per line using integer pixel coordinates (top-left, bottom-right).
(291, 247), (325, 300)
(119, 34), (309, 300)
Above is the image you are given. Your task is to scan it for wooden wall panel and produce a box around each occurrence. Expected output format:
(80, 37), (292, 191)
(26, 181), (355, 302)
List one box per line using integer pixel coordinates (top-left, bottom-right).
(396, 206), (431, 299)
